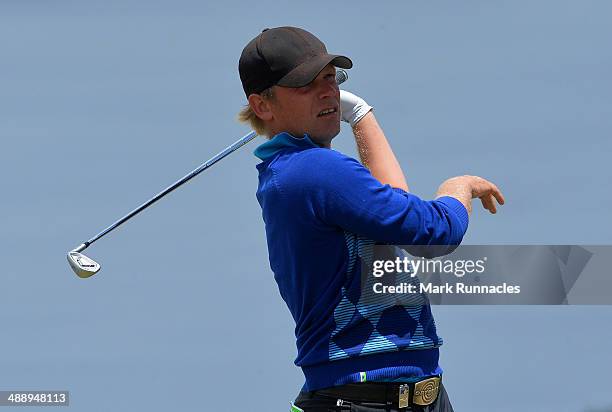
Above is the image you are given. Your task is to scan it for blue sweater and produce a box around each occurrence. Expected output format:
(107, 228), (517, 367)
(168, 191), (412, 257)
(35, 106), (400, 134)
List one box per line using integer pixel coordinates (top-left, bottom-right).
(254, 132), (469, 391)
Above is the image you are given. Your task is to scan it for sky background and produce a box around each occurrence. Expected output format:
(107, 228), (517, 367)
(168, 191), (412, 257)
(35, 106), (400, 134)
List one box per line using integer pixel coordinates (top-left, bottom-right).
(1, 1), (611, 411)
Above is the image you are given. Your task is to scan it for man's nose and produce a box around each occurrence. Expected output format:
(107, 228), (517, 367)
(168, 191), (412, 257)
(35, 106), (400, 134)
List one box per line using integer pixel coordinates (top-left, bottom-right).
(317, 79), (338, 99)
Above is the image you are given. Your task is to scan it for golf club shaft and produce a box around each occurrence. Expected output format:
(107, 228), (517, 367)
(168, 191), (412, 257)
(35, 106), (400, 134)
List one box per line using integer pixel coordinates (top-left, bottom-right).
(73, 130), (257, 253)
(71, 69), (349, 254)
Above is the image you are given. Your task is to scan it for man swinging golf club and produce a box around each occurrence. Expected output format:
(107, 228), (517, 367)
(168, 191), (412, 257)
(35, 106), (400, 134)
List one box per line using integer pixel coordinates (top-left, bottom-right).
(238, 26), (505, 411)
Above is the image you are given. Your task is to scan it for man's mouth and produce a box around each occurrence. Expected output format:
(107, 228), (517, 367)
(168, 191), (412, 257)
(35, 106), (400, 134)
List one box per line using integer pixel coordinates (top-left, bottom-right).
(317, 108), (338, 117)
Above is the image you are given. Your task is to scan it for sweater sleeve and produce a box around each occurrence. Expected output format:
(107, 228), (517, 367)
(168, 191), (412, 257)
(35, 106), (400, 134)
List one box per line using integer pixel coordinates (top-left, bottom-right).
(283, 148), (469, 247)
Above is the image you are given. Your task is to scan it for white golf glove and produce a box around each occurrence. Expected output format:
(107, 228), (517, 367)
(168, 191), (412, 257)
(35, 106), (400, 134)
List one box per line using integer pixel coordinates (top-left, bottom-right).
(340, 90), (373, 127)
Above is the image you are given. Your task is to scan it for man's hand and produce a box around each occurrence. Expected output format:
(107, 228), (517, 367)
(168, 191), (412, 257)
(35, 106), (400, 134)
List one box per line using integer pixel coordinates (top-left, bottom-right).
(436, 175), (505, 214)
(340, 90), (373, 127)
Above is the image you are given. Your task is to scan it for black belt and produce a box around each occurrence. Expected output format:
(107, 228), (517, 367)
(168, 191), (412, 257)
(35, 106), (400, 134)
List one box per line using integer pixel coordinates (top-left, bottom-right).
(314, 376), (442, 409)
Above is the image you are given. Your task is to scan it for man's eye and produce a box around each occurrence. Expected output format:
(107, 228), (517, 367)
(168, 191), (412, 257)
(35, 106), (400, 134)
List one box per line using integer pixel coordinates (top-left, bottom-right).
(297, 84), (312, 93)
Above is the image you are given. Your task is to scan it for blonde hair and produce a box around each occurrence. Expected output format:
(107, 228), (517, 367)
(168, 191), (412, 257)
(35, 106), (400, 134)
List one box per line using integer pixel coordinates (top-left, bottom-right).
(237, 87), (275, 137)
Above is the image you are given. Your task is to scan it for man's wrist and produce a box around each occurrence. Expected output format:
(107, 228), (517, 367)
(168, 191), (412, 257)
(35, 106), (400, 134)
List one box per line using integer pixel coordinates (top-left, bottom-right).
(436, 177), (473, 214)
(349, 106), (373, 127)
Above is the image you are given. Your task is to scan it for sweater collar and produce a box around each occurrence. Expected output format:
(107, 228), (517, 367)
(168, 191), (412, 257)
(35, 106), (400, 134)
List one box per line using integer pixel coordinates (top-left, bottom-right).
(254, 132), (320, 161)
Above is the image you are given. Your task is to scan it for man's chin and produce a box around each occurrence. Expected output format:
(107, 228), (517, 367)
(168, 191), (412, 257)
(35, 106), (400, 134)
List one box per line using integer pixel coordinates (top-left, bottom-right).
(308, 126), (341, 148)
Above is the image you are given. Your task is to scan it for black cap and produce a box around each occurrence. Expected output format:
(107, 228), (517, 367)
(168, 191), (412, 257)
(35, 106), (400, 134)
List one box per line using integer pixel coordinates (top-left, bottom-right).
(239, 26), (353, 97)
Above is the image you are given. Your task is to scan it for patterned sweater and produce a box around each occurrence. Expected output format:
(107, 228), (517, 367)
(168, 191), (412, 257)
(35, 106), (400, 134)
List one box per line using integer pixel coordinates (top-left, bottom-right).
(254, 132), (469, 391)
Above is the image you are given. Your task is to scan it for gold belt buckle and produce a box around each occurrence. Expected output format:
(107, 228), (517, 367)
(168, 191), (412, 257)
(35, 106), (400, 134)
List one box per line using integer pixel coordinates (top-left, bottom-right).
(413, 377), (441, 406)
(398, 384), (410, 408)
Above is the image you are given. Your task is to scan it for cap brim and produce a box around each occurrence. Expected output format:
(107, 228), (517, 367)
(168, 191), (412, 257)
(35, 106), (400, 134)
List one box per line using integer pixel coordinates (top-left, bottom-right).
(276, 54), (353, 88)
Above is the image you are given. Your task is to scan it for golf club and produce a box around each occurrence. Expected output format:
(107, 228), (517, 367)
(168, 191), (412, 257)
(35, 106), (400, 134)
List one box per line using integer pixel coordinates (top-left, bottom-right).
(67, 68), (349, 278)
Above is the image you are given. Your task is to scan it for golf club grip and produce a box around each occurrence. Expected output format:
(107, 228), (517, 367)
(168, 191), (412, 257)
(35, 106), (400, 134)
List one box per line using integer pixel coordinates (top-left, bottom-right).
(335, 69), (348, 85)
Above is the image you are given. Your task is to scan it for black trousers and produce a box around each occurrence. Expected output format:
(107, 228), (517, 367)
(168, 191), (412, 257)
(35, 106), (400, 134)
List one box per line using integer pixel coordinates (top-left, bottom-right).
(293, 382), (454, 412)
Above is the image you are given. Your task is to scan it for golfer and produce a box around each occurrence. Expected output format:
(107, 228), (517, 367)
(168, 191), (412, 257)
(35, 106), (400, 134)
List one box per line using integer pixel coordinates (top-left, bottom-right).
(238, 26), (504, 412)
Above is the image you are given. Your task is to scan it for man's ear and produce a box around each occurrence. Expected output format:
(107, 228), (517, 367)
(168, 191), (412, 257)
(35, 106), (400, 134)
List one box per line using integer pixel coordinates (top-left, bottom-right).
(248, 93), (274, 121)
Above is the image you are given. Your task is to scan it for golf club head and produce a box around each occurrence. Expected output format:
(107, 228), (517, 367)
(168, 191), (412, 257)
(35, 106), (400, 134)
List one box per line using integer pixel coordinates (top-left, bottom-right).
(67, 251), (101, 278)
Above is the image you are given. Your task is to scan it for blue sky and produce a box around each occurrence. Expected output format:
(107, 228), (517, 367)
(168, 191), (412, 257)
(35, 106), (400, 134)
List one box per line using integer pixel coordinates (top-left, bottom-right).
(1, 1), (611, 411)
